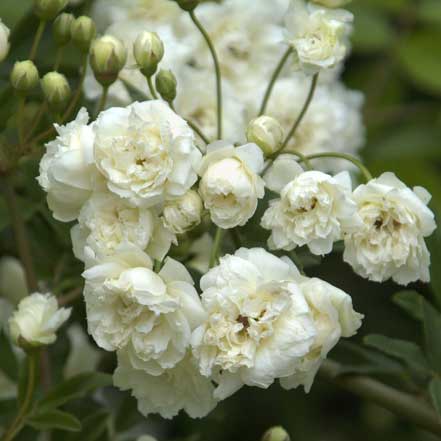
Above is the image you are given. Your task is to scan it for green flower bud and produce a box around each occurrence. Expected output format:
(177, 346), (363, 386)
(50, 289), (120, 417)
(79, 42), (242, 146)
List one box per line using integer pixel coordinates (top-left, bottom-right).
(133, 31), (164, 77)
(171, 0), (200, 11)
(311, 0), (351, 7)
(246, 116), (284, 156)
(155, 69), (177, 102)
(90, 35), (127, 86)
(71, 16), (96, 53)
(10, 60), (40, 95)
(53, 13), (74, 46)
(33, 0), (68, 21)
(262, 427), (291, 441)
(41, 71), (71, 112)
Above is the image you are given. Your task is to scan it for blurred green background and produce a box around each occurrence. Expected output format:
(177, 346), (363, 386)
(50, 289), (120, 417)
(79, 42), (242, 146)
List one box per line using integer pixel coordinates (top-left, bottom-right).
(1, 1), (441, 440)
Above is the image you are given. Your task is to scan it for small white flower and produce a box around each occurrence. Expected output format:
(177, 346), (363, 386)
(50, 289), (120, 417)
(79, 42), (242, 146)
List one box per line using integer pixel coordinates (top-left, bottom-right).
(281, 277), (362, 392)
(114, 350), (217, 419)
(262, 156), (360, 255)
(9, 293), (71, 347)
(344, 173), (436, 285)
(71, 191), (176, 265)
(0, 19), (10, 62)
(38, 108), (97, 222)
(192, 248), (316, 400)
(94, 100), (201, 207)
(162, 190), (203, 235)
(83, 248), (206, 374)
(285, 0), (353, 74)
(198, 142), (265, 229)
(246, 116), (284, 157)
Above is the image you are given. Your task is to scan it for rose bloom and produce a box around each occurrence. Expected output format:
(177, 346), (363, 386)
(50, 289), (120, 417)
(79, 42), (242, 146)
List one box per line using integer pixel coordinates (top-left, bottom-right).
(262, 155), (360, 255)
(285, 0), (353, 74)
(38, 108), (97, 222)
(344, 172), (436, 285)
(0, 19), (10, 62)
(71, 191), (176, 265)
(198, 142), (265, 229)
(9, 293), (71, 347)
(83, 248), (206, 374)
(93, 100), (201, 207)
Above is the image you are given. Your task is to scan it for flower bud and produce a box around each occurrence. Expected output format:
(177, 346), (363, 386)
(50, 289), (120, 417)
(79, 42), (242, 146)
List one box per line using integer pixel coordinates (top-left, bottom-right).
(41, 71), (71, 111)
(133, 31), (164, 77)
(90, 35), (127, 86)
(0, 257), (28, 305)
(246, 116), (284, 156)
(10, 60), (40, 95)
(311, 0), (351, 7)
(262, 427), (291, 441)
(71, 16), (96, 53)
(33, 0), (68, 21)
(9, 293), (71, 349)
(155, 69), (177, 102)
(53, 13), (74, 46)
(171, 0), (200, 11)
(162, 190), (203, 235)
(0, 19), (10, 63)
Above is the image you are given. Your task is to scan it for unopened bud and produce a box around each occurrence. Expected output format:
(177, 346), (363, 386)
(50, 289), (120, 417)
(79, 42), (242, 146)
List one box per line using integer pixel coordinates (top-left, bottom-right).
(171, 0), (200, 11)
(53, 13), (74, 46)
(155, 69), (177, 102)
(71, 16), (96, 53)
(133, 31), (164, 77)
(41, 71), (71, 111)
(311, 0), (351, 7)
(247, 116), (284, 156)
(33, 0), (68, 21)
(262, 427), (290, 441)
(90, 35), (127, 86)
(0, 19), (10, 63)
(10, 60), (40, 95)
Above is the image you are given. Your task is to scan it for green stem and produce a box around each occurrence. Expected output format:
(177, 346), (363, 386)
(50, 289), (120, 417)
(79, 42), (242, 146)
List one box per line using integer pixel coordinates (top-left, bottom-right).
(24, 103), (47, 145)
(169, 102), (209, 146)
(147, 76), (158, 99)
(17, 98), (26, 149)
(189, 10), (223, 139)
(96, 86), (109, 117)
(2, 177), (38, 292)
(2, 351), (39, 441)
(209, 228), (224, 268)
(29, 20), (46, 61)
(53, 47), (64, 71)
(289, 250), (305, 275)
(301, 153), (373, 182)
(319, 359), (441, 437)
(259, 47), (293, 116)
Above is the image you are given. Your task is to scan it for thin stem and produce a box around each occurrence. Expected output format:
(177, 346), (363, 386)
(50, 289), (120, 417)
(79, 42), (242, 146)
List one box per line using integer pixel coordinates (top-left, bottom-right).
(29, 20), (46, 61)
(319, 359), (441, 437)
(2, 177), (38, 292)
(280, 73), (319, 152)
(289, 250), (305, 275)
(301, 153), (373, 182)
(209, 227), (224, 268)
(17, 98), (26, 148)
(2, 351), (39, 441)
(53, 47), (64, 71)
(96, 86), (109, 117)
(58, 286), (83, 306)
(259, 47), (293, 116)
(147, 76), (158, 99)
(24, 103), (47, 144)
(189, 10), (223, 139)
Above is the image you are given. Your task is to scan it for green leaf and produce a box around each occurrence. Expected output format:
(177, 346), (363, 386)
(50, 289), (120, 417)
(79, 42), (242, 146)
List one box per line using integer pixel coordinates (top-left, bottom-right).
(67, 410), (110, 441)
(364, 334), (429, 375)
(27, 409), (81, 432)
(422, 300), (441, 374)
(398, 29), (441, 95)
(393, 290), (423, 321)
(429, 378), (441, 416)
(38, 372), (113, 411)
(0, 330), (19, 381)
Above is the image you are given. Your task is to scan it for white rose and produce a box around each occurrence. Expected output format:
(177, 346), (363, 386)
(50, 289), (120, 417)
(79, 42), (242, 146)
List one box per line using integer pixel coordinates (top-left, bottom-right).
(285, 0), (353, 74)
(114, 350), (217, 419)
(162, 190), (203, 235)
(83, 249), (206, 374)
(38, 108), (98, 222)
(281, 277), (362, 392)
(94, 101), (201, 207)
(9, 293), (71, 347)
(198, 142), (265, 229)
(262, 156), (360, 255)
(343, 173), (436, 285)
(71, 191), (176, 265)
(0, 19), (10, 62)
(192, 248), (316, 400)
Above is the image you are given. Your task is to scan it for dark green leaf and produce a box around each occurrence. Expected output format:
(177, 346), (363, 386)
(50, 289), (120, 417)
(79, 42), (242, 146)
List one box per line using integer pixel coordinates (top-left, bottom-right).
(393, 290), (423, 321)
(67, 410), (110, 441)
(0, 330), (19, 381)
(422, 300), (441, 374)
(27, 409), (81, 432)
(38, 372), (113, 411)
(429, 378), (441, 416)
